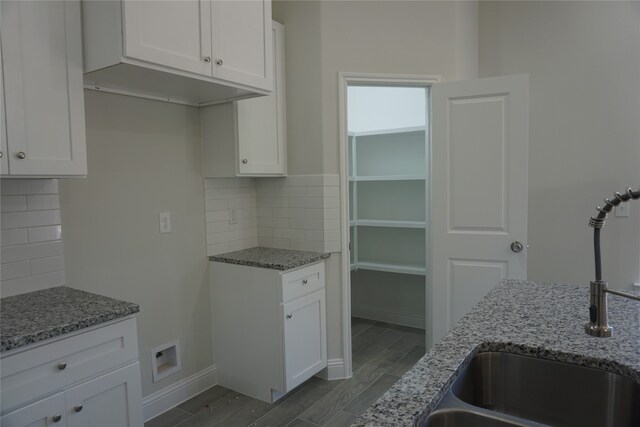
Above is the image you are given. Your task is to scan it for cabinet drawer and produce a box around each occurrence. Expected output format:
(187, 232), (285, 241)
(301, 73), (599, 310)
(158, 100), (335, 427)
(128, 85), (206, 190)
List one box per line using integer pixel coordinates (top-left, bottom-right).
(281, 262), (325, 303)
(1, 317), (138, 413)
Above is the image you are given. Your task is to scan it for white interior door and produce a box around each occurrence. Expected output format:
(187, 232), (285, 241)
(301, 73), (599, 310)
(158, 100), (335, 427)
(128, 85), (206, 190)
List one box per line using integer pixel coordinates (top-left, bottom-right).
(431, 74), (529, 344)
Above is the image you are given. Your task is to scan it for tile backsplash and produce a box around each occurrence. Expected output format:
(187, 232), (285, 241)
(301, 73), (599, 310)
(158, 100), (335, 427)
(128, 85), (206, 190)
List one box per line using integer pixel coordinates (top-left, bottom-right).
(204, 178), (258, 256)
(1, 179), (65, 297)
(204, 175), (342, 256)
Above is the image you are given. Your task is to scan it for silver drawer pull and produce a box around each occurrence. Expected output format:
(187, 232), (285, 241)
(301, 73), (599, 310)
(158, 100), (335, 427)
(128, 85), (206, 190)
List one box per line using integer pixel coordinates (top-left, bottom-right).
(57, 361), (67, 371)
(286, 314), (292, 319)
(52, 414), (62, 423)
(74, 404), (83, 413)
(302, 279), (308, 285)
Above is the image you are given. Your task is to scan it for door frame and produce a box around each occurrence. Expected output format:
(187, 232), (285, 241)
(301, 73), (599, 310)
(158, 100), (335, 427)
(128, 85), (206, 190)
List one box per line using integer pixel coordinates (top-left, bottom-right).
(338, 73), (440, 378)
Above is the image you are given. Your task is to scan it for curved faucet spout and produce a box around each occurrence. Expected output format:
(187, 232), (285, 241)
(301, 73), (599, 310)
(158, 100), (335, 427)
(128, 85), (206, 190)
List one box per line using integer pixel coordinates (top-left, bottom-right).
(585, 187), (640, 337)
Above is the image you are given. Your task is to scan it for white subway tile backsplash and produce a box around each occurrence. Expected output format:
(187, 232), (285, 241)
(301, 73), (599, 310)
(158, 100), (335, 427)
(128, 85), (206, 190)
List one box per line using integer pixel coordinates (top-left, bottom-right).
(1, 261), (31, 281)
(1, 210), (61, 229)
(27, 225), (62, 243)
(30, 255), (65, 275)
(1, 179), (65, 296)
(204, 175), (341, 256)
(26, 194), (60, 211)
(1, 229), (28, 246)
(1, 241), (64, 264)
(1, 195), (27, 212)
(1, 270), (65, 298)
(204, 178), (259, 256)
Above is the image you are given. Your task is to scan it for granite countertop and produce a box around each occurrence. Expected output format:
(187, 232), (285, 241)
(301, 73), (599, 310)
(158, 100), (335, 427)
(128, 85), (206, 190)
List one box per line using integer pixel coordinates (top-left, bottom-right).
(354, 279), (640, 426)
(209, 247), (330, 271)
(1, 287), (139, 353)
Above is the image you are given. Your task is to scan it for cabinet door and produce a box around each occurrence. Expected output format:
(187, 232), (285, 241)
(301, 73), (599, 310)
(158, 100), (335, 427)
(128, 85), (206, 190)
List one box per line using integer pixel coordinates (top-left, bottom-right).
(282, 290), (327, 391)
(64, 363), (142, 427)
(1, 41), (9, 175)
(211, 0), (273, 91)
(237, 22), (286, 176)
(0, 392), (67, 427)
(123, 0), (212, 77)
(1, 0), (86, 176)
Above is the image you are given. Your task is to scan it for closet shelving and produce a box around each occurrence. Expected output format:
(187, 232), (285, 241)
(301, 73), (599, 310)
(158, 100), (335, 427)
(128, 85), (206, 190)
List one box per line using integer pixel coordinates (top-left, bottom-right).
(349, 126), (427, 276)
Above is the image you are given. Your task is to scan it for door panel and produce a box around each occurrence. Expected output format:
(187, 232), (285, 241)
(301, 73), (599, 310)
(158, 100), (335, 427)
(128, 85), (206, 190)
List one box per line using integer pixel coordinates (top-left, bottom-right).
(283, 290), (327, 391)
(432, 74), (529, 344)
(237, 23), (285, 175)
(1, 393), (66, 427)
(123, 0), (212, 76)
(2, 0), (87, 176)
(65, 363), (142, 427)
(211, 0), (272, 91)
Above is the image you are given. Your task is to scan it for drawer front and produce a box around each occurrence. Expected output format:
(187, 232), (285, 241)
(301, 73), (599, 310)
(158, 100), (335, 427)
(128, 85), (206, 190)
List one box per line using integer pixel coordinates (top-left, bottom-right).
(281, 262), (325, 303)
(1, 317), (138, 414)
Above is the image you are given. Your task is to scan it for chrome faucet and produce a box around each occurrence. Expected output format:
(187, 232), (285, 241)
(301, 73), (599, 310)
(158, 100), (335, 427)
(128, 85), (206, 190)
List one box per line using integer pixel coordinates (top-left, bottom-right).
(585, 187), (640, 337)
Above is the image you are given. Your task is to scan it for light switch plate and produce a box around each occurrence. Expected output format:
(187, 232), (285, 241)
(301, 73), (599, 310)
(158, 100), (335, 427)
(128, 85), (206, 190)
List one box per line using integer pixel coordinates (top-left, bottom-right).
(159, 212), (171, 233)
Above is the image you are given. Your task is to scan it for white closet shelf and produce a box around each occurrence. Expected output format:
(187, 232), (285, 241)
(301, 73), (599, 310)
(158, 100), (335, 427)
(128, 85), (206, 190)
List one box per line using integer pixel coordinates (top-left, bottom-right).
(350, 219), (426, 229)
(348, 125), (426, 137)
(349, 175), (425, 182)
(353, 260), (426, 276)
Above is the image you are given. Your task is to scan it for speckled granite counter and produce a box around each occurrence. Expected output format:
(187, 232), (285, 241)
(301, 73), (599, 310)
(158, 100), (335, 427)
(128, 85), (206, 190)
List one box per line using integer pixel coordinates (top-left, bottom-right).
(1, 287), (139, 353)
(209, 247), (330, 271)
(354, 279), (640, 426)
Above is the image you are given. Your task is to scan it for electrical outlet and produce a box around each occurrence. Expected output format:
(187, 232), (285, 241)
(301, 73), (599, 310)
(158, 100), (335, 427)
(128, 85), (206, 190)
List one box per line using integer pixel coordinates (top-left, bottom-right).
(615, 202), (630, 217)
(159, 212), (171, 233)
(229, 208), (238, 225)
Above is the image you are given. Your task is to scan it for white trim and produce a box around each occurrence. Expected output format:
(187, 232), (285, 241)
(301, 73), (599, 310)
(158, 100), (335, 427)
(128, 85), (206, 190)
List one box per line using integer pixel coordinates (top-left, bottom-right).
(314, 358), (348, 380)
(352, 304), (425, 330)
(338, 72), (440, 382)
(142, 364), (217, 422)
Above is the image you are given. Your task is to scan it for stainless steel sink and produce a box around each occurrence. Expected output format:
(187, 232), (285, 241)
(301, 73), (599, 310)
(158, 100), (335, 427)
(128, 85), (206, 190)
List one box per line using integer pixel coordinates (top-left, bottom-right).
(424, 409), (530, 427)
(424, 352), (640, 427)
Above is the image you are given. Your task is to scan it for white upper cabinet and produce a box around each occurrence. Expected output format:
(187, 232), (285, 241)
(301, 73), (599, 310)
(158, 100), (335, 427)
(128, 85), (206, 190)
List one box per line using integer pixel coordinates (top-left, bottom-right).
(211, 0), (273, 91)
(1, 0), (87, 177)
(202, 21), (286, 177)
(122, 0), (213, 76)
(82, 0), (273, 105)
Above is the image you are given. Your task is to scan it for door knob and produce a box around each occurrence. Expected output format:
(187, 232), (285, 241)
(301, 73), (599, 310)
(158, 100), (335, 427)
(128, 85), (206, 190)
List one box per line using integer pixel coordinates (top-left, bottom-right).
(57, 361), (67, 370)
(241, 159), (248, 164)
(286, 314), (292, 319)
(203, 56), (212, 63)
(510, 241), (524, 253)
(215, 58), (224, 66)
(16, 151), (26, 159)
(52, 414), (62, 423)
(73, 404), (83, 413)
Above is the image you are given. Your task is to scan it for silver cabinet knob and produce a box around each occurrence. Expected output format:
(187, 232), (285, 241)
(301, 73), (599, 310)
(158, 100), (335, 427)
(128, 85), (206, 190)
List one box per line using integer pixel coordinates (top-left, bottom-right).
(241, 159), (248, 164)
(203, 56), (211, 63)
(0, 151), (3, 158)
(73, 404), (83, 413)
(302, 279), (308, 285)
(215, 58), (223, 66)
(510, 241), (524, 253)
(16, 151), (26, 159)
(286, 314), (292, 319)
(57, 361), (67, 370)
(52, 414), (62, 423)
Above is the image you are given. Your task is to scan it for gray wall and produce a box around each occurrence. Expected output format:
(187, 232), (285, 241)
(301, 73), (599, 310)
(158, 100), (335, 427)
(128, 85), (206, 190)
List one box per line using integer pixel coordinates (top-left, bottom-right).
(59, 90), (213, 397)
(480, 1), (640, 290)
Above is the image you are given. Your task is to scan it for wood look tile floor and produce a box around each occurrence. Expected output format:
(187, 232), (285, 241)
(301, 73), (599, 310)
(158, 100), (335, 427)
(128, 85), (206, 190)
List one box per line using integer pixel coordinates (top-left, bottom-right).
(145, 318), (426, 427)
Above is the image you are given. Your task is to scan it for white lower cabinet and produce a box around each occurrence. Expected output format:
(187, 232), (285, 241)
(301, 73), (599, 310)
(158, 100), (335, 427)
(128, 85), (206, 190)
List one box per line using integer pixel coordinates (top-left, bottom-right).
(0, 317), (142, 427)
(0, 393), (66, 427)
(210, 261), (327, 403)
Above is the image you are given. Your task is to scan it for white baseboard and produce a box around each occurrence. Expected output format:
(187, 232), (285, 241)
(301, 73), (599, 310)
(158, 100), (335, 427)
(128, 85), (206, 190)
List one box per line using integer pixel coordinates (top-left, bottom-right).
(352, 303), (425, 330)
(316, 358), (349, 380)
(142, 364), (217, 422)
